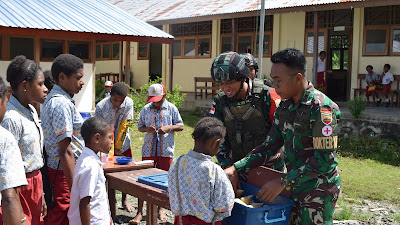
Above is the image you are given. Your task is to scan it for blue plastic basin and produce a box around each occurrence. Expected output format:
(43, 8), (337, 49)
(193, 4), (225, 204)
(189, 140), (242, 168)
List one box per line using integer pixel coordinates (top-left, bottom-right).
(115, 157), (132, 164)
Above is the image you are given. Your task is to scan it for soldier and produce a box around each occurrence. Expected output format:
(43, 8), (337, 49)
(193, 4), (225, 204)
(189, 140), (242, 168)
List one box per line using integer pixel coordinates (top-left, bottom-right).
(210, 52), (283, 176)
(225, 48), (341, 224)
(240, 53), (258, 80)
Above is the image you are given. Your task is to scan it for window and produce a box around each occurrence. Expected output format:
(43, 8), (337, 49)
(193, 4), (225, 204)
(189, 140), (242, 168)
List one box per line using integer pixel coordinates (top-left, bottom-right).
(392, 27), (400, 55)
(138, 42), (149, 60)
(171, 21), (212, 59)
(220, 16), (273, 57)
(10, 37), (34, 60)
(363, 27), (389, 55)
(41, 40), (63, 60)
(363, 6), (400, 56)
(69, 42), (90, 60)
(304, 29), (328, 56)
(305, 10), (353, 29)
(96, 42), (119, 60)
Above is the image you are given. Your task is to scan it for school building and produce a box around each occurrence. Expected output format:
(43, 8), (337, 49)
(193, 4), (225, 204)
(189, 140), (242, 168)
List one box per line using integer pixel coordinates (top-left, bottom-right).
(0, 0), (172, 112)
(99, 0), (400, 102)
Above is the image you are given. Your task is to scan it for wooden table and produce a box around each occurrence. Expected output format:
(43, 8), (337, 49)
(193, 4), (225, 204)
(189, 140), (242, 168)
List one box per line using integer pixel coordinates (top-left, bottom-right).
(102, 157), (154, 173)
(106, 168), (170, 225)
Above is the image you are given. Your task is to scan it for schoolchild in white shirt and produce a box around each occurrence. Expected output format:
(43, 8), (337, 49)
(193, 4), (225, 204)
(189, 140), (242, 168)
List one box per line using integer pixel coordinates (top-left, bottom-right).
(68, 117), (113, 225)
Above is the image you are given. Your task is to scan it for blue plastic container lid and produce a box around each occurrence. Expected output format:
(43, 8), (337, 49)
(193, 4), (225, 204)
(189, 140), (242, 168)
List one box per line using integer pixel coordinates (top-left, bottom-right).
(80, 112), (91, 121)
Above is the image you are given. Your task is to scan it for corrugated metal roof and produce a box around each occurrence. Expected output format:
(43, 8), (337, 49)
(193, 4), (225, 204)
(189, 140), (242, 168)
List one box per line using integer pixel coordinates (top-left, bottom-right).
(0, 0), (173, 40)
(108, 0), (365, 22)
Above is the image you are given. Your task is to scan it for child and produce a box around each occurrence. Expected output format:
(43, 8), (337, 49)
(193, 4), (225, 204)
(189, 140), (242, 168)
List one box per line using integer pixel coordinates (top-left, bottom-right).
(0, 76), (28, 225)
(132, 83), (183, 224)
(376, 64), (394, 107)
(68, 117), (113, 225)
(95, 82), (134, 212)
(365, 65), (379, 104)
(168, 117), (234, 225)
(1, 55), (48, 225)
(104, 81), (113, 98)
(41, 54), (85, 225)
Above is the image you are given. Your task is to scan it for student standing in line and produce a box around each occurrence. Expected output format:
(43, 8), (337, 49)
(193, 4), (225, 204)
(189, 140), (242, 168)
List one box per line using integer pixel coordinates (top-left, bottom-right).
(95, 82), (134, 212)
(0, 76), (28, 225)
(131, 83), (184, 224)
(68, 117), (113, 225)
(1, 55), (48, 225)
(41, 54), (85, 225)
(168, 117), (234, 225)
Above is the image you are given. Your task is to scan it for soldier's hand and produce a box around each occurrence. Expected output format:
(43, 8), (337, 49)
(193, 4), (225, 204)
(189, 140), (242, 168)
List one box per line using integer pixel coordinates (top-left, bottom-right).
(256, 177), (285, 202)
(147, 125), (157, 133)
(224, 166), (240, 194)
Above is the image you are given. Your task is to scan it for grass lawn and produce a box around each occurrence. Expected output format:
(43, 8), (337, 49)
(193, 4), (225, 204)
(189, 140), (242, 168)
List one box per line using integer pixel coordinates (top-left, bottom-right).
(129, 110), (400, 212)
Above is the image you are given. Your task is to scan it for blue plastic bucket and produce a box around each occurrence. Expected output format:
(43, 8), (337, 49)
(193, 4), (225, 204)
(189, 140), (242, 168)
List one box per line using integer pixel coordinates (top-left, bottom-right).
(80, 112), (91, 121)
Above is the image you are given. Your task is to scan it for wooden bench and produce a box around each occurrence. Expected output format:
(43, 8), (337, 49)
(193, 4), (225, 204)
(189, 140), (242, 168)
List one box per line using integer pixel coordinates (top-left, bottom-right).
(194, 77), (219, 99)
(354, 74), (400, 107)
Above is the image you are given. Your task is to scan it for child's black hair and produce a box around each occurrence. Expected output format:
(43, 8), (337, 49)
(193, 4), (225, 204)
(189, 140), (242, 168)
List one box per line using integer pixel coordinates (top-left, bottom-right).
(384, 64), (391, 70)
(51, 54), (83, 83)
(192, 117), (226, 143)
(366, 65), (373, 70)
(6, 55), (42, 91)
(81, 116), (111, 144)
(110, 82), (129, 97)
(43, 70), (55, 91)
(0, 77), (8, 102)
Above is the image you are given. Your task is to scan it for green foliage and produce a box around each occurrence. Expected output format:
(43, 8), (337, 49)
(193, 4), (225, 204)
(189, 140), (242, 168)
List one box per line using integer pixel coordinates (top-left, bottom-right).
(338, 136), (400, 166)
(127, 76), (186, 122)
(95, 80), (106, 104)
(348, 96), (366, 119)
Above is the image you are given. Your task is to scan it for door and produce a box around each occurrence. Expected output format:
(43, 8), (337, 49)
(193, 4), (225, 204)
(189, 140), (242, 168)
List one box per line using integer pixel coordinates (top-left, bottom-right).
(149, 43), (162, 81)
(327, 34), (350, 101)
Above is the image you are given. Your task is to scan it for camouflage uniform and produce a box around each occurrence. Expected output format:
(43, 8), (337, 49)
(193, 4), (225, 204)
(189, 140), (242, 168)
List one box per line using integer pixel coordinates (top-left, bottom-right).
(210, 78), (284, 172)
(234, 82), (341, 224)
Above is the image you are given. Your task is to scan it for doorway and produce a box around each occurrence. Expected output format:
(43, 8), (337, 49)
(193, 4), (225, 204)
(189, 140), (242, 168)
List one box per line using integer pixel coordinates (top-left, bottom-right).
(149, 43), (162, 81)
(327, 32), (351, 101)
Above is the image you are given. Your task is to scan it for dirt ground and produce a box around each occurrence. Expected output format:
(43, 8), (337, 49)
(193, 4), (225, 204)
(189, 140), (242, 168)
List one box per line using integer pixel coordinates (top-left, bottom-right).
(114, 193), (174, 225)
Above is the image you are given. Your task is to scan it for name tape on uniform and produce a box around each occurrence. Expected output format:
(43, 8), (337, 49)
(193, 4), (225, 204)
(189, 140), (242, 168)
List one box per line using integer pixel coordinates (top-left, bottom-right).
(313, 136), (338, 149)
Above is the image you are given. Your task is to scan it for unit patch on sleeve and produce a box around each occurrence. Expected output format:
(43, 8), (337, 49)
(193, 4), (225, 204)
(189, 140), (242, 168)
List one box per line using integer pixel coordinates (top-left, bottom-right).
(320, 108), (333, 125)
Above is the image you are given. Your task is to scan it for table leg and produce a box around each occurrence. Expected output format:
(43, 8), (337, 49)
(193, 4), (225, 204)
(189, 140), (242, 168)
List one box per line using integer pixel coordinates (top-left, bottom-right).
(146, 203), (158, 225)
(108, 182), (116, 221)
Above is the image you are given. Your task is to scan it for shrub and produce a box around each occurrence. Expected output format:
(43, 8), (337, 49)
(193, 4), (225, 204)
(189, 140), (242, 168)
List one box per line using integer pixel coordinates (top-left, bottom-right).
(95, 79), (106, 104)
(348, 96), (366, 119)
(127, 76), (186, 122)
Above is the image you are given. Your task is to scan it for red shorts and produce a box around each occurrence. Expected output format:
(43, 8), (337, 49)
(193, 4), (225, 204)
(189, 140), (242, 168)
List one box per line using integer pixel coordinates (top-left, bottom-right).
(375, 84), (391, 94)
(44, 168), (70, 225)
(174, 215), (222, 225)
(19, 169), (44, 225)
(142, 156), (173, 171)
(317, 72), (328, 93)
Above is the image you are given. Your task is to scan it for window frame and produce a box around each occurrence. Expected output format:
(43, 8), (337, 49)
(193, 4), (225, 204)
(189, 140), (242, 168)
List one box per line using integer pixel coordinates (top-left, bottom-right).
(219, 32), (273, 57)
(173, 35), (212, 59)
(362, 26), (389, 56)
(96, 41), (120, 61)
(390, 25), (400, 56)
(68, 40), (91, 62)
(40, 39), (65, 61)
(137, 42), (150, 60)
(9, 35), (35, 60)
(304, 28), (328, 57)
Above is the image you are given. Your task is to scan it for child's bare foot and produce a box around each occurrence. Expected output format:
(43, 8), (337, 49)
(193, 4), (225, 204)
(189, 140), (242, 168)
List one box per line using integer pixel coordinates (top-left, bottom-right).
(129, 212), (143, 224)
(158, 208), (168, 221)
(122, 200), (134, 212)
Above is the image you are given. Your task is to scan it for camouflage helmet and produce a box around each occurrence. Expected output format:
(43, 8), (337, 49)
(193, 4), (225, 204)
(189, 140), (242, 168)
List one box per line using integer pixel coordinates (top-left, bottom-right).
(240, 53), (259, 72)
(210, 52), (250, 83)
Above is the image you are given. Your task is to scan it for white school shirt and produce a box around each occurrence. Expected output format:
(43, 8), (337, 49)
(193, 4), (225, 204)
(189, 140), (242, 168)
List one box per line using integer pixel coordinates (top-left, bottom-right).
(381, 72), (394, 85)
(317, 58), (325, 73)
(68, 147), (111, 225)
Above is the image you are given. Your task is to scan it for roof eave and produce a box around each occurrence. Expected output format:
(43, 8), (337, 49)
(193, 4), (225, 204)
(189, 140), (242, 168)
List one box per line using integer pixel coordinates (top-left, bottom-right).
(0, 26), (173, 44)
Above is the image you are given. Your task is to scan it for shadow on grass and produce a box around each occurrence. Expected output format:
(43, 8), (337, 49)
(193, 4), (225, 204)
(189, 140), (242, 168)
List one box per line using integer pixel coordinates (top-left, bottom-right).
(180, 110), (202, 128)
(338, 136), (400, 166)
